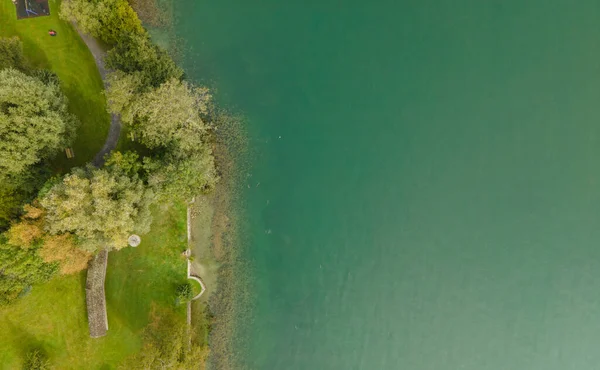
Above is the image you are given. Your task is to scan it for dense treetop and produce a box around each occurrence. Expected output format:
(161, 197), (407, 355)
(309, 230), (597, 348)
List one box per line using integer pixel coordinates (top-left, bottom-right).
(0, 240), (57, 305)
(60, 0), (143, 44)
(40, 164), (155, 252)
(105, 32), (183, 88)
(0, 68), (77, 178)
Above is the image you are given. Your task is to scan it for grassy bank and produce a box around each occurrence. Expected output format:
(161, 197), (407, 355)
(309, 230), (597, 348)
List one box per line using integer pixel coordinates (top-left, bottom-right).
(0, 0), (110, 172)
(0, 203), (190, 369)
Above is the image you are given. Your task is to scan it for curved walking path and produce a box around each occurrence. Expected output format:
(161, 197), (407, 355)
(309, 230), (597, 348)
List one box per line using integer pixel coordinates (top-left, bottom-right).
(75, 30), (122, 167)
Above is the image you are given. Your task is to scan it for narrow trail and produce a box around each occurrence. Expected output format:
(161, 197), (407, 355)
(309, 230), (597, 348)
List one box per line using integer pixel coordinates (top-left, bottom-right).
(75, 31), (122, 167)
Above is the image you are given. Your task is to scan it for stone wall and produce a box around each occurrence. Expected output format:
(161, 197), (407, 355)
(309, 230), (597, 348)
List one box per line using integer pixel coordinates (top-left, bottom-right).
(86, 249), (109, 338)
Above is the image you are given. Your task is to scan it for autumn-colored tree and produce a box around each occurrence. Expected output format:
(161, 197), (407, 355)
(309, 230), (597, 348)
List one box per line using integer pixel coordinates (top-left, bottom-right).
(5, 204), (91, 275)
(5, 222), (42, 249)
(39, 234), (91, 275)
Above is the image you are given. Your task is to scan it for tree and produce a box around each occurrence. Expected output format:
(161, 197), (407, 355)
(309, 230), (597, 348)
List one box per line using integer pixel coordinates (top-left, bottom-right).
(0, 68), (77, 178)
(0, 168), (50, 231)
(0, 240), (57, 305)
(0, 177), (29, 231)
(105, 75), (218, 200)
(5, 222), (42, 248)
(0, 37), (26, 71)
(106, 77), (211, 151)
(39, 234), (92, 275)
(60, 0), (144, 44)
(105, 71), (144, 121)
(105, 32), (183, 88)
(40, 165), (155, 252)
(145, 149), (217, 201)
(6, 204), (91, 274)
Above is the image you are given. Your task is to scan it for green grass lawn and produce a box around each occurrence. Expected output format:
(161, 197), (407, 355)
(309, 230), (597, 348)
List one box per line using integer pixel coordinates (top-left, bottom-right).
(0, 0), (110, 172)
(0, 203), (190, 369)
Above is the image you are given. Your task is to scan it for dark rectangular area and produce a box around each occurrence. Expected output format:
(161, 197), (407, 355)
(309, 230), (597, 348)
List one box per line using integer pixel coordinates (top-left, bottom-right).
(15, 0), (50, 20)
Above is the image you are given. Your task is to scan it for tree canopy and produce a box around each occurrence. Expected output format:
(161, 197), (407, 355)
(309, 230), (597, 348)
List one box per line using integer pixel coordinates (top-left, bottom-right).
(5, 204), (91, 275)
(0, 68), (77, 178)
(0, 240), (57, 305)
(105, 32), (183, 88)
(106, 76), (211, 151)
(0, 37), (26, 71)
(106, 75), (218, 200)
(145, 149), (217, 201)
(40, 165), (155, 252)
(60, 0), (144, 44)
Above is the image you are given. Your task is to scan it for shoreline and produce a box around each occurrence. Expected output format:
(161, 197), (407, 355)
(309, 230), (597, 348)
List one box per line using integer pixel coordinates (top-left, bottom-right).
(187, 109), (251, 369)
(128, 1), (252, 366)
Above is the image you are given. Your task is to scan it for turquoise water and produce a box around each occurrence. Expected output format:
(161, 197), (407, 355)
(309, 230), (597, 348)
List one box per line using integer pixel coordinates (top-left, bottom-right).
(175, 1), (600, 369)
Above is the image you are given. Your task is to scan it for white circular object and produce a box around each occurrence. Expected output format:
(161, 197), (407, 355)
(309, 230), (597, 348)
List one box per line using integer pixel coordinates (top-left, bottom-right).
(128, 234), (141, 247)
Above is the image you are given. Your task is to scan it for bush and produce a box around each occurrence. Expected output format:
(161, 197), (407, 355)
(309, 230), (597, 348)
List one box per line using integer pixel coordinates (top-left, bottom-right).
(0, 242), (58, 305)
(23, 349), (50, 370)
(176, 282), (192, 304)
(0, 37), (26, 71)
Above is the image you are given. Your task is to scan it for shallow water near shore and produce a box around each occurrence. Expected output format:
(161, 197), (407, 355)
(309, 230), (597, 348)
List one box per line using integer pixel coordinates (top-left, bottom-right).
(175, 1), (600, 369)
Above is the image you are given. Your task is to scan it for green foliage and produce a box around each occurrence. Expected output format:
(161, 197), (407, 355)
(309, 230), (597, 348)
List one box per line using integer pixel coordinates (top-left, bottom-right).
(0, 37), (26, 71)
(175, 282), (192, 304)
(145, 150), (217, 201)
(105, 32), (183, 88)
(107, 77), (211, 150)
(40, 165), (155, 252)
(119, 311), (208, 369)
(105, 71), (144, 120)
(31, 69), (60, 86)
(60, 0), (144, 44)
(0, 68), (77, 178)
(0, 241), (57, 306)
(23, 349), (50, 370)
(106, 75), (217, 200)
(104, 150), (144, 178)
(0, 167), (51, 232)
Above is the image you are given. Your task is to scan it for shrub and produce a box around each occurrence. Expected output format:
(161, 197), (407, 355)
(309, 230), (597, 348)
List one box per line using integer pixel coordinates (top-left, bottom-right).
(176, 282), (192, 304)
(23, 349), (50, 370)
(0, 37), (26, 71)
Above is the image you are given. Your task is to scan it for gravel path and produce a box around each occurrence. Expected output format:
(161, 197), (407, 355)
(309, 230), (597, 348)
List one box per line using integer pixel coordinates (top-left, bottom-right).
(76, 30), (122, 167)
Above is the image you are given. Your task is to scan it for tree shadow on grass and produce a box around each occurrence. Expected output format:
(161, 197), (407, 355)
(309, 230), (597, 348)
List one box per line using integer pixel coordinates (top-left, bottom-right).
(19, 34), (51, 70)
(5, 320), (54, 365)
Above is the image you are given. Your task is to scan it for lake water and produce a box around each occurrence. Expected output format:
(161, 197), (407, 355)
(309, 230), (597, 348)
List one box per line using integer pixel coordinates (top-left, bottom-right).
(175, 1), (600, 369)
